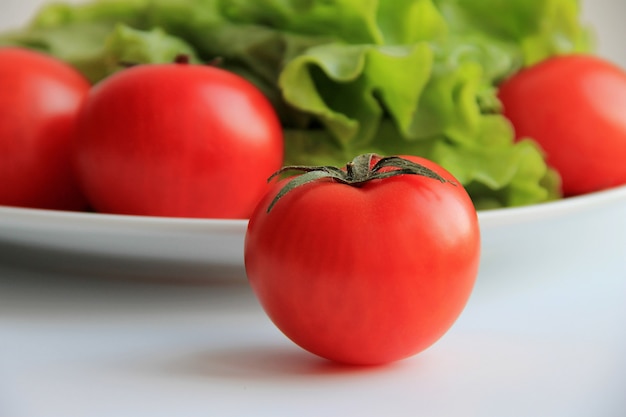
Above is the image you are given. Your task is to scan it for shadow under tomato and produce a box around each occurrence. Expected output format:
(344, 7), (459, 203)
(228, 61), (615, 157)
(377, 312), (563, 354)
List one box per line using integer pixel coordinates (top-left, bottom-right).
(154, 345), (404, 381)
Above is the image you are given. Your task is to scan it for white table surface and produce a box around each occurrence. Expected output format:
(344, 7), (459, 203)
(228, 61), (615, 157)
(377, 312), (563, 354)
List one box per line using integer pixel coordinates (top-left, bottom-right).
(0, 261), (624, 417)
(2, 1), (626, 416)
(1, 236), (625, 417)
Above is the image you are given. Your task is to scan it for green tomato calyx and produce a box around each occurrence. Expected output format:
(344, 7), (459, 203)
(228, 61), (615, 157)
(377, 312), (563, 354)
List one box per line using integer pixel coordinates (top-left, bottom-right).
(174, 54), (191, 64)
(266, 153), (453, 213)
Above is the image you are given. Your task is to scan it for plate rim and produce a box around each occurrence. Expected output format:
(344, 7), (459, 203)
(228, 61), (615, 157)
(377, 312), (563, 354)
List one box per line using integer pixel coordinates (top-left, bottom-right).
(2, 183), (626, 231)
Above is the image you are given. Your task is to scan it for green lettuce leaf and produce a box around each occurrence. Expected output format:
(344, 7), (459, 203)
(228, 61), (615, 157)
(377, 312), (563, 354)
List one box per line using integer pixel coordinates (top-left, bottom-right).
(103, 24), (201, 70)
(279, 43), (434, 148)
(218, 0), (448, 45)
(434, 0), (593, 65)
(274, 0), (590, 208)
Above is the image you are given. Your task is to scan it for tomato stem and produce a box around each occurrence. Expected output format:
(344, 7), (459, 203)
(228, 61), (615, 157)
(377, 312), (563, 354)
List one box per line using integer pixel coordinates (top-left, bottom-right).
(266, 153), (454, 213)
(345, 162), (355, 181)
(174, 54), (190, 65)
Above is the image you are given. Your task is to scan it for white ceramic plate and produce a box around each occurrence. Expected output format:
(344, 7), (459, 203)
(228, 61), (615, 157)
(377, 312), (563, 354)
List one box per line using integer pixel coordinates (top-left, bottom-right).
(0, 204), (248, 280)
(0, 204), (247, 263)
(2, 182), (626, 280)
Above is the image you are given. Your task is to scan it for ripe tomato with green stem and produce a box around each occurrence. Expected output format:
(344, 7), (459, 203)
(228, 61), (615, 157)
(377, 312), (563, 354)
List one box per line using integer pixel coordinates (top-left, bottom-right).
(0, 47), (90, 210)
(244, 154), (480, 365)
(73, 55), (283, 218)
(498, 54), (626, 197)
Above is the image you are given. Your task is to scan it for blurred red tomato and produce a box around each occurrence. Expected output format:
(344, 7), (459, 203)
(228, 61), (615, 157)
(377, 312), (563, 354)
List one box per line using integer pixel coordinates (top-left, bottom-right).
(73, 58), (284, 218)
(0, 47), (90, 210)
(499, 54), (626, 196)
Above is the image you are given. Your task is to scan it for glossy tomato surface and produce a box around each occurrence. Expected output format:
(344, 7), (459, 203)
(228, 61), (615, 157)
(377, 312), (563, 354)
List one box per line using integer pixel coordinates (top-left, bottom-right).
(0, 47), (90, 210)
(73, 60), (283, 218)
(244, 155), (480, 365)
(498, 54), (626, 196)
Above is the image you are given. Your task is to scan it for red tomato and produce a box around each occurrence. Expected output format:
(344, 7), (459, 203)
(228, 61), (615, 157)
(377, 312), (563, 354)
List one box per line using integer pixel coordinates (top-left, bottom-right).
(244, 154), (480, 365)
(0, 47), (90, 210)
(73, 57), (283, 218)
(498, 54), (626, 196)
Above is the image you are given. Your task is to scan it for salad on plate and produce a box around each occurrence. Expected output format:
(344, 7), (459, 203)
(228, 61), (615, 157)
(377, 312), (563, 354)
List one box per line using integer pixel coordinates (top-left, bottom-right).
(2, 0), (623, 214)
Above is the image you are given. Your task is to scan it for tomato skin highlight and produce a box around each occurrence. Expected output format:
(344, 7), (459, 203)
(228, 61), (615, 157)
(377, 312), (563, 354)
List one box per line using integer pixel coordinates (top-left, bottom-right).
(244, 156), (480, 365)
(498, 54), (626, 197)
(0, 47), (90, 210)
(73, 61), (283, 219)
